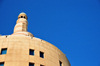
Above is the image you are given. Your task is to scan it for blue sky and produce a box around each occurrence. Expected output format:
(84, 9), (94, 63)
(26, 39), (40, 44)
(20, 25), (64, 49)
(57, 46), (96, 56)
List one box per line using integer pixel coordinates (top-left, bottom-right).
(0, 0), (100, 66)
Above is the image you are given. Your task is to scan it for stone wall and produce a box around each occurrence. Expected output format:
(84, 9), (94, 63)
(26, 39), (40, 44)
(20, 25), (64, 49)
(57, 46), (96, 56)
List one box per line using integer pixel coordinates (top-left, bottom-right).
(0, 35), (70, 66)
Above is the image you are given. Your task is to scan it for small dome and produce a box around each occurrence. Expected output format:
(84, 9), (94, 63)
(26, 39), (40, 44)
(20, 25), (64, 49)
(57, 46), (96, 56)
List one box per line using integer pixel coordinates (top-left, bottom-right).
(18, 12), (28, 19)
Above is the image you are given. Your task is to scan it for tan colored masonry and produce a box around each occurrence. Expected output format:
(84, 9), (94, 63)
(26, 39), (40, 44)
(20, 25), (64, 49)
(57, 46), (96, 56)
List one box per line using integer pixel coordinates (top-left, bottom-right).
(0, 12), (70, 66)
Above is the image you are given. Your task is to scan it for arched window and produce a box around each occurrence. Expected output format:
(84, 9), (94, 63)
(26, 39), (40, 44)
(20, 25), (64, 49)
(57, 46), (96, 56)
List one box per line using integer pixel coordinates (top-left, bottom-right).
(21, 16), (23, 18)
(24, 16), (25, 18)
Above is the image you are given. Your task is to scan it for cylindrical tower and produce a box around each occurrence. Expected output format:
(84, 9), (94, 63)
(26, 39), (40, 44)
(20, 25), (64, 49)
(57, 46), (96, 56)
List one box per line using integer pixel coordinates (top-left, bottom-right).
(0, 13), (70, 66)
(12, 12), (33, 37)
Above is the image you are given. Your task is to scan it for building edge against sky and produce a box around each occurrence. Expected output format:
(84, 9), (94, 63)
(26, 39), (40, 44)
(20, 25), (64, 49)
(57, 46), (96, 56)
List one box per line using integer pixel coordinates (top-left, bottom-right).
(0, 12), (70, 66)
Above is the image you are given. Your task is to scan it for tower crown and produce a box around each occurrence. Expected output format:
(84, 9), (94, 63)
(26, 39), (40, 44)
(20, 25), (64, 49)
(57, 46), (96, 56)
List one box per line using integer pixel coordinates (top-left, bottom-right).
(18, 12), (28, 19)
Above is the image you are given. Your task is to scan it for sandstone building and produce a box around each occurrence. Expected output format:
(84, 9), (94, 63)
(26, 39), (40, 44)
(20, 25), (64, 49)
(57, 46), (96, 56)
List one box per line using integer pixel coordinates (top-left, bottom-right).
(0, 13), (70, 66)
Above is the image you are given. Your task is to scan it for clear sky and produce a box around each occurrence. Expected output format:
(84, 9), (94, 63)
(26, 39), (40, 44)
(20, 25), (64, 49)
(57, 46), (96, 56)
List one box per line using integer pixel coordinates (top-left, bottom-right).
(0, 0), (100, 66)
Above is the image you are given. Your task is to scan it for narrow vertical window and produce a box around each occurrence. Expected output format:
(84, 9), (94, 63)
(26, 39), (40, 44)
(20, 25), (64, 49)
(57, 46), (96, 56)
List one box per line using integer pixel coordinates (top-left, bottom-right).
(59, 61), (62, 66)
(29, 63), (34, 66)
(40, 51), (44, 58)
(29, 49), (34, 55)
(0, 62), (4, 66)
(1, 48), (7, 55)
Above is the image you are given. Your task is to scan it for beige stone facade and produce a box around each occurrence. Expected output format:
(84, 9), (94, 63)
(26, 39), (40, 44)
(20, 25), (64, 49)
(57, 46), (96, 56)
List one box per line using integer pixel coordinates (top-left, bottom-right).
(0, 13), (70, 66)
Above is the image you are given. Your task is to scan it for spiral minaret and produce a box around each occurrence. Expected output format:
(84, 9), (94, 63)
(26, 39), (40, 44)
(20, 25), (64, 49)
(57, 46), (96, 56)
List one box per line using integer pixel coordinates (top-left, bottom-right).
(12, 12), (33, 37)
(0, 12), (70, 66)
